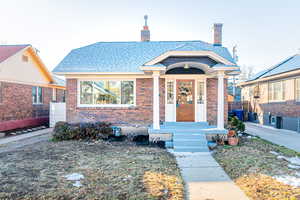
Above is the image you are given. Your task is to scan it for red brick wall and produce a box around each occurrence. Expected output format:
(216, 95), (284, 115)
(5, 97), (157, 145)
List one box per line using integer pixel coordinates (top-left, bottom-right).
(56, 88), (66, 103)
(66, 78), (228, 127)
(258, 102), (300, 118)
(67, 78), (165, 126)
(0, 81), (65, 129)
(206, 78), (228, 126)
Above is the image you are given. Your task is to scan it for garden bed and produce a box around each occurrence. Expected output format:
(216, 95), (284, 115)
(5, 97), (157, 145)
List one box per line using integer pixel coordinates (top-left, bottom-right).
(0, 139), (184, 199)
(213, 136), (300, 200)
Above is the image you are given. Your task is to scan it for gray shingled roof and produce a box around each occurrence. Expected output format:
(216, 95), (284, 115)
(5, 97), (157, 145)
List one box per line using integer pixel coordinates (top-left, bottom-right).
(248, 54), (300, 81)
(53, 41), (235, 73)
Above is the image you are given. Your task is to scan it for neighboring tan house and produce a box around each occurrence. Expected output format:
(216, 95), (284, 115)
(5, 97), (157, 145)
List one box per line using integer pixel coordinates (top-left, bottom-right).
(239, 53), (300, 132)
(0, 44), (66, 132)
(53, 18), (239, 132)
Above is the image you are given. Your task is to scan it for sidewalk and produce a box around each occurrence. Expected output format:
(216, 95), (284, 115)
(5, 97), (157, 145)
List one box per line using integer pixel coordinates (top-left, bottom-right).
(169, 151), (249, 200)
(0, 128), (53, 146)
(246, 122), (300, 152)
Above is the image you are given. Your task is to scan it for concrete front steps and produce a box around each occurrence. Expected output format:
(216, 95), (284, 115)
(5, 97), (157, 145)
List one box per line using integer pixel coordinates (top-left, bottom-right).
(149, 122), (227, 153)
(173, 131), (209, 152)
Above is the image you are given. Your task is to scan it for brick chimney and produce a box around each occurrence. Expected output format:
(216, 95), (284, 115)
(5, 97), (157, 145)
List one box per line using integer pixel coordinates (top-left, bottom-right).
(141, 15), (150, 42)
(213, 23), (223, 46)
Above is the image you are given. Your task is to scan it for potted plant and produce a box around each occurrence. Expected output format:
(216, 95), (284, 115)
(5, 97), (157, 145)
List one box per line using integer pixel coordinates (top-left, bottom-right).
(212, 134), (225, 145)
(227, 117), (245, 146)
(228, 131), (239, 146)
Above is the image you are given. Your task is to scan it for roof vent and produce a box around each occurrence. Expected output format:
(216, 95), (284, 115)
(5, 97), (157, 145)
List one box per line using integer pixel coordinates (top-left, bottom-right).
(141, 15), (150, 42)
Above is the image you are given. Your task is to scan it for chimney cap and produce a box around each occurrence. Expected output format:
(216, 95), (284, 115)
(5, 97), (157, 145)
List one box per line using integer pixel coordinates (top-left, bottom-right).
(144, 15), (148, 26)
(141, 15), (150, 42)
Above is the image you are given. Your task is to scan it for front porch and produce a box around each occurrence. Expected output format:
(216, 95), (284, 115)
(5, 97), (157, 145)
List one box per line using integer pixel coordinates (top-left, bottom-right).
(148, 122), (227, 152)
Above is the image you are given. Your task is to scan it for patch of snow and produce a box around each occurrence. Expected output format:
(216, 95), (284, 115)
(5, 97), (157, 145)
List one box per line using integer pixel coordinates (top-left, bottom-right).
(296, 172), (300, 177)
(270, 151), (279, 156)
(73, 180), (82, 187)
(288, 157), (300, 166)
(274, 175), (300, 187)
(276, 156), (300, 166)
(65, 173), (84, 181)
(288, 164), (300, 169)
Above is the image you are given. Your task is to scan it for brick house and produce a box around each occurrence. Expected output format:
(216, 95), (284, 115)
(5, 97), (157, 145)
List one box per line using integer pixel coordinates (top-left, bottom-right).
(0, 44), (66, 132)
(239, 53), (300, 132)
(53, 18), (239, 132)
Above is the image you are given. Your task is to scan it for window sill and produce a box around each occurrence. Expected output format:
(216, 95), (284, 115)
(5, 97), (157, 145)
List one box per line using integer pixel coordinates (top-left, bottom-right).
(33, 103), (44, 105)
(268, 100), (286, 103)
(77, 104), (136, 109)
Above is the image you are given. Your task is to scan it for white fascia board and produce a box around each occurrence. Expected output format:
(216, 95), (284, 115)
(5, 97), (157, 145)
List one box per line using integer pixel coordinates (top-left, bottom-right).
(53, 71), (145, 75)
(144, 51), (235, 66)
(139, 66), (166, 71)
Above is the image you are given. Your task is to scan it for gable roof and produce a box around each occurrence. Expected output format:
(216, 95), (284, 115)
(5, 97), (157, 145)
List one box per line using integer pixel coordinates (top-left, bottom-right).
(53, 41), (235, 73)
(0, 44), (30, 63)
(248, 54), (300, 81)
(0, 44), (65, 88)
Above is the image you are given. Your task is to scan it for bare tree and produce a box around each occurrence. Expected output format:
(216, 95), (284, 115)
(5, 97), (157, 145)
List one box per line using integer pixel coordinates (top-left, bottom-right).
(239, 65), (256, 82)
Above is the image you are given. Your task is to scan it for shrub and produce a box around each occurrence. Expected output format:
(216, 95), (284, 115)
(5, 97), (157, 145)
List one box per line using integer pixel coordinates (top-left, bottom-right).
(52, 121), (113, 141)
(228, 116), (245, 134)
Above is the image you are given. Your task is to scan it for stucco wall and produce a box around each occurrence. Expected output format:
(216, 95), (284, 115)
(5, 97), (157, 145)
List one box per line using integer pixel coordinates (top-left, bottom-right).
(0, 48), (48, 85)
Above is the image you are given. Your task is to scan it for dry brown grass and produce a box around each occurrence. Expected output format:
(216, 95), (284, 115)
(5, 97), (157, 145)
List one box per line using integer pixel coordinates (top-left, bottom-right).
(0, 139), (184, 200)
(143, 171), (184, 200)
(213, 137), (300, 200)
(236, 174), (300, 200)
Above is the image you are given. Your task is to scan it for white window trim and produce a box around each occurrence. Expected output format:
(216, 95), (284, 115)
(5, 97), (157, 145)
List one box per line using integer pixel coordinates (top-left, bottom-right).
(52, 88), (57, 101)
(0, 82), (2, 104)
(295, 78), (300, 102)
(33, 86), (43, 105)
(268, 80), (285, 102)
(77, 79), (136, 108)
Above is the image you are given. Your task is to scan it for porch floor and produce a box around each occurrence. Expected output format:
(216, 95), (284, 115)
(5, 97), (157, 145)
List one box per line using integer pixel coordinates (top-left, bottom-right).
(148, 122), (227, 152)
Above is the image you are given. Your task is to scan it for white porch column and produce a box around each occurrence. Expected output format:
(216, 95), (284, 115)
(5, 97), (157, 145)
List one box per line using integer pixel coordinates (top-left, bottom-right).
(153, 72), (160, 130)
(217, 71), (225, 129)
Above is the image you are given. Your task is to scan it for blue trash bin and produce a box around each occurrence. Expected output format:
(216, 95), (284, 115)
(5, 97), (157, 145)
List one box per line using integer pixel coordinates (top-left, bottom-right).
(233, 109), (244, 121)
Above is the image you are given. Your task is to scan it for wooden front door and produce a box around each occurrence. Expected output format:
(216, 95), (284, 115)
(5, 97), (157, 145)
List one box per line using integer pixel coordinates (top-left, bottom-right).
(176, 80), (195, 122)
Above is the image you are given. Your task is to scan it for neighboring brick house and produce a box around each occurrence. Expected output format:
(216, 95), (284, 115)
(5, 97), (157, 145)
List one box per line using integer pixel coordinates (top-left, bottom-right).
(0, 44), (66, 132)
(53, 18), (239, 131)
(239, 54), (300, 132)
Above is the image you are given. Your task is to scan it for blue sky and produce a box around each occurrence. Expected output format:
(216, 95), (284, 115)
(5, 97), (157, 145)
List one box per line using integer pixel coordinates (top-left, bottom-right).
(1, 0), (299, 72)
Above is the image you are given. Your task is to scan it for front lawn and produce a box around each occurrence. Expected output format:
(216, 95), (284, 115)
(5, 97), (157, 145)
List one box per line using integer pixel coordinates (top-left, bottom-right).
(213, 136), (300, 200)
(0, 139), (184, 199)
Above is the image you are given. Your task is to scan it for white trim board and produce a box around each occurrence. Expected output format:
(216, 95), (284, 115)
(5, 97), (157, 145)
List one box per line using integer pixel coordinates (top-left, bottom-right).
(164, 76), (207, 122)
(144, 51), (235, 66)
(76, 78), (137, 108)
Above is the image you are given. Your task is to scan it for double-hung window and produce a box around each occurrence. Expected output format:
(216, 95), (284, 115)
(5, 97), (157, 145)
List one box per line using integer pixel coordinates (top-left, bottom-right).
(32, 86), (43, 104)
(296, 78), (300, 102)
(166, 80), (174, 104)
(79, 80), (135, 106)
(197, 81), (205, 104)
(268, 81), (285, 102)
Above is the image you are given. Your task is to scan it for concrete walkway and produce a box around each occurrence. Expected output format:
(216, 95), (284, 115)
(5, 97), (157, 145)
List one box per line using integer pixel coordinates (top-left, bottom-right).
(0, 128), (52, 152)
(169, 151), (249, 200)
(246, 122), (300, 152)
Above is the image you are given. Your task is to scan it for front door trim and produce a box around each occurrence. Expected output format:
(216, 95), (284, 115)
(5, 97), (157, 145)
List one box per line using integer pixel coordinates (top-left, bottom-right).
(165, 75), (207, 122)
